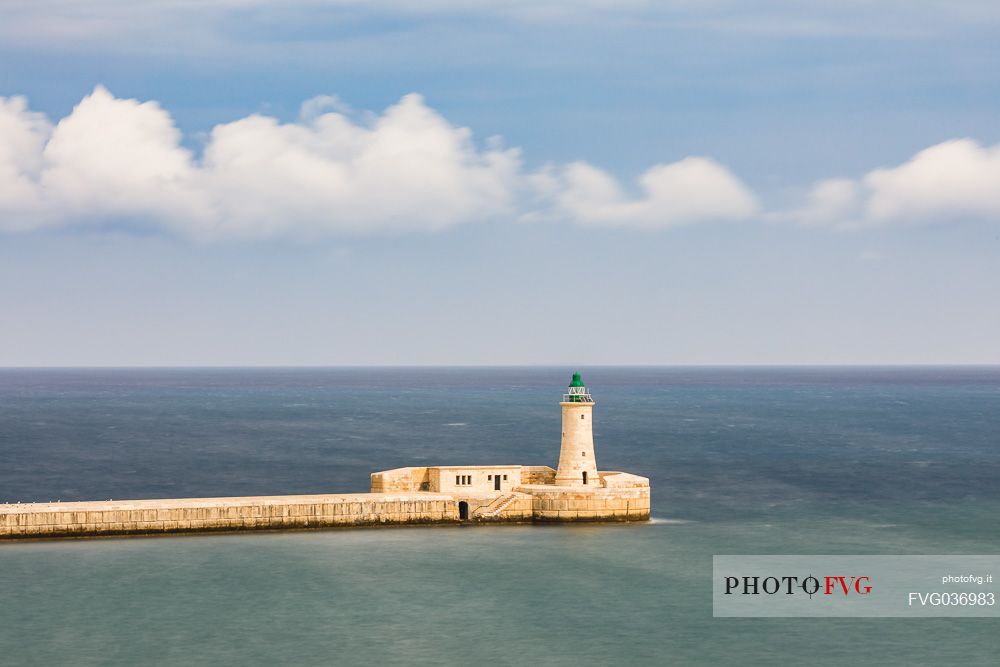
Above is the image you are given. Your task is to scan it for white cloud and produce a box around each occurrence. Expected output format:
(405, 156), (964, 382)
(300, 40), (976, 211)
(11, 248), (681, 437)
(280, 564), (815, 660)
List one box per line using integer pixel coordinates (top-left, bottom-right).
(769, 178), (862, 228)
(548, 158), (758, 228)
(0, 96), (52, 230)
(0, 88), (525, 239)
(298, 95), (352, 122)
(864, 139), (1000, 224)
(0, 87), (764, 239)
(39, 86), (212, 234)
(200, 93), (522, 238)
(3, 88), (998, 240)
(774, 139), (1000, 228)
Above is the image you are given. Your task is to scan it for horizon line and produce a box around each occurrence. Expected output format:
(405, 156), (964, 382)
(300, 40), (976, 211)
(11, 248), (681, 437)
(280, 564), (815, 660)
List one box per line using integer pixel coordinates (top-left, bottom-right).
(2, 363), (999, 370)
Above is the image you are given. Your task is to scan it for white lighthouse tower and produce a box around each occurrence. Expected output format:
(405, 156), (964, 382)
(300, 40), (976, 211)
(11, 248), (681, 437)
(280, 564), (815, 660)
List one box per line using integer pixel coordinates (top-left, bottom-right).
(555, 372), (600, 487)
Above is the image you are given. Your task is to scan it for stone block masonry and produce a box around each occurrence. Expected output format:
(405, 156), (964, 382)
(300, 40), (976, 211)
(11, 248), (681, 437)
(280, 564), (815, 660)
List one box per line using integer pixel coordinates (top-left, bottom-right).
(0, 493), (457, 539)
(0, 475), (650, 539)
(521, 484), (650, 522)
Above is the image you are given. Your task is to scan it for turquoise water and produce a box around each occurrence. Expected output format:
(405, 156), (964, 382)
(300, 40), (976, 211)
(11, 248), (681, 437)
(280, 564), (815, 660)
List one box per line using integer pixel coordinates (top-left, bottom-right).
(2, 367), (999, 665)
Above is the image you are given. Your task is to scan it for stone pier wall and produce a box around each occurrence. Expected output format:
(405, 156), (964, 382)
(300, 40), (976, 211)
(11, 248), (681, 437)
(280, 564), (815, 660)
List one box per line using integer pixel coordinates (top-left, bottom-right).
(519, 484), (651, 522)
(0, 493), (457, 539)
(1, 473), (652, 539)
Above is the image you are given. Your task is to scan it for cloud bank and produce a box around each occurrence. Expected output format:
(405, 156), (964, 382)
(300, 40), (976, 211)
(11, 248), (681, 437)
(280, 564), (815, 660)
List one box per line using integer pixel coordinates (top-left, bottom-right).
(0, 87), (998, 240)
(546, 159), (758, 228)
(0, 87), (762, 239)
(0, 87), (525, 239)
(772, 139), (1000, 229)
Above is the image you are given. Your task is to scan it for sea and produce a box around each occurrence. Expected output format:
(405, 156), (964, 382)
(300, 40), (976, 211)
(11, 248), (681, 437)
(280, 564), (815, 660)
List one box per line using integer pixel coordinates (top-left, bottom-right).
(1, 367), (998, 666)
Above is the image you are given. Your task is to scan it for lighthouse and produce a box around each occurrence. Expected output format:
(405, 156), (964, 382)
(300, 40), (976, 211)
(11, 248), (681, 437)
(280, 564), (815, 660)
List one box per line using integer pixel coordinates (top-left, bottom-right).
(555, 372), (601, 487)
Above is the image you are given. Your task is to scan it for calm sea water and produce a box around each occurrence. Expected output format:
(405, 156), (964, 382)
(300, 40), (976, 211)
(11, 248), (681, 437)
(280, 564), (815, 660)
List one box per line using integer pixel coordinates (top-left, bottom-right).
(1, 367), (998, 666)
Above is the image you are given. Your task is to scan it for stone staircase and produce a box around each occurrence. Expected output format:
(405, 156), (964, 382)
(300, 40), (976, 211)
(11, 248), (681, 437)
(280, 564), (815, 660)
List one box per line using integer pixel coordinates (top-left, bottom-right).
(475, 493), (521, 519)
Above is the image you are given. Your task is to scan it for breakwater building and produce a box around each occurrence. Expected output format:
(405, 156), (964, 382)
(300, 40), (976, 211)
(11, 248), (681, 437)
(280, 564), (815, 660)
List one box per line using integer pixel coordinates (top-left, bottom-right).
(1, 374), (650, 539)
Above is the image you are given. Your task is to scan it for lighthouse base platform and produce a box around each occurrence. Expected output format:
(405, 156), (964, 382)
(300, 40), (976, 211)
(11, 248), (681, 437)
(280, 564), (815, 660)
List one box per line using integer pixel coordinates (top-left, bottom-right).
(371, 464), (649, 523)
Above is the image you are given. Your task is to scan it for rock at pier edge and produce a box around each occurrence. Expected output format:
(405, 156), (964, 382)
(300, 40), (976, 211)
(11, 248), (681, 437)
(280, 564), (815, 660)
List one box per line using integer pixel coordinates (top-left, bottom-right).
(1, 374), (650, 539)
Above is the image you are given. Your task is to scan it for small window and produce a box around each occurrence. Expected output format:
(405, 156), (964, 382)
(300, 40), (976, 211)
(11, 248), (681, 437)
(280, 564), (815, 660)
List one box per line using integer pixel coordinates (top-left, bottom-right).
(488, 475), (493, 480)
(503, 475), (507, 480)
(581, 414), (585, 419)
(582, 451), (586, 456)
(455, 475), (460, 485)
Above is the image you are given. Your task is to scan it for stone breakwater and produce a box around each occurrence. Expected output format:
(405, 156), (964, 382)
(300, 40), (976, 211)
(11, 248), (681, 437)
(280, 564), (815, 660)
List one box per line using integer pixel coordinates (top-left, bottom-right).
(0, 477), (650, 540)
(0, 493), (457, 539)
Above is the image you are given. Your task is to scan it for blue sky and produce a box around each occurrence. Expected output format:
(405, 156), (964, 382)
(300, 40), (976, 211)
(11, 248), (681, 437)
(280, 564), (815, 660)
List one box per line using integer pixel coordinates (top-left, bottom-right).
(0, 1), (998, 365)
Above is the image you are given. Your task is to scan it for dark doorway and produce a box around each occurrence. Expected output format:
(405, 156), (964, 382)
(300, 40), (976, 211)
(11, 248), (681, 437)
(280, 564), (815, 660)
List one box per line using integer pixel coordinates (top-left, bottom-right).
(582, 471), (588, 485)
(494, 475), (501, 491)
(458, 501), (469, 520)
